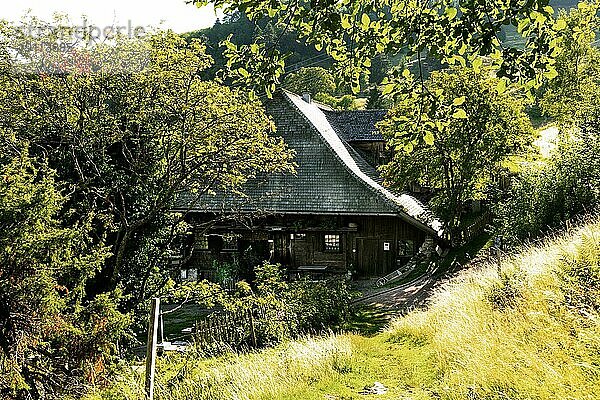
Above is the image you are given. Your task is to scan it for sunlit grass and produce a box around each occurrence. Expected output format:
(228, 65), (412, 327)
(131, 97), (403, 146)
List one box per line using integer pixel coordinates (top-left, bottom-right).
(88, 218), (600, 400)
(83, 335), (352, 400)
(389, 218), (600, 399)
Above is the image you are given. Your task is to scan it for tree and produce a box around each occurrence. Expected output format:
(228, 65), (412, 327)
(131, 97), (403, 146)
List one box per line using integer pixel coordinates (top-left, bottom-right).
(196, 0), (565, 112)
(0, 146), (129, 398)
(0, 18), (295, 395)
(539, 1), (600, 125)
(378, 68), (534, 238)
(283, 66), (336, 97)
(183, 11), (331, 79)
(495, 127), (600, 242)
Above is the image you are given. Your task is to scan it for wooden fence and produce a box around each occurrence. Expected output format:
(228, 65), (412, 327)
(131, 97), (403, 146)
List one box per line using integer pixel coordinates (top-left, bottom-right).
(193, 305), (271, 349)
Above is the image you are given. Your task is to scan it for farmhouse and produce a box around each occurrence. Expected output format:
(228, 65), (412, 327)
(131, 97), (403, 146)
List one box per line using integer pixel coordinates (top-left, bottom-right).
(175, 90), (444, 279)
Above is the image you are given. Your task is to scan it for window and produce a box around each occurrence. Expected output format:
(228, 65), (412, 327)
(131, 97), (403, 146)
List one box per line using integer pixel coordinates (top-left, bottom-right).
(398, 239), (415, 257)
(195, 235), (209, 250)
(324, 234), (340, 252)
(291, 233), (306, 240)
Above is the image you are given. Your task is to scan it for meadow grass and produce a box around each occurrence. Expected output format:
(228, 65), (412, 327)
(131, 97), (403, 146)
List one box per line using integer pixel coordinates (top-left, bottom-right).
(88, 219), (600, 399)
(83, 335), (353, 400)
(387, 219), (600, 399)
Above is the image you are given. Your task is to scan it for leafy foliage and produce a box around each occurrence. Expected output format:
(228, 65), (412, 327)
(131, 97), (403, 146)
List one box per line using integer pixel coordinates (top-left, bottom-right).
(184, 11), (332, 79)
(0, 18), (294, 309)
(539, 1), (600, 125)
(496, 128), (600, 243)
(253, 263), (353, 341)
(0, 16), (295, 398)
(0, 150), (129, 398)
(195, 0), (565, 106)
(283, 66), (337, 97)
(379, 67), (533, 236)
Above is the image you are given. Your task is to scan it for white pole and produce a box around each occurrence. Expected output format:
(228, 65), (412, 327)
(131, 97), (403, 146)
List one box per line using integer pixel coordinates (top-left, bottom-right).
(145, 297), (160, 400)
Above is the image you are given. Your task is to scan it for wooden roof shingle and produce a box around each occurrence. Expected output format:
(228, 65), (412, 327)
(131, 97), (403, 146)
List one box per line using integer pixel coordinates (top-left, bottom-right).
(322, 109), (387, 141)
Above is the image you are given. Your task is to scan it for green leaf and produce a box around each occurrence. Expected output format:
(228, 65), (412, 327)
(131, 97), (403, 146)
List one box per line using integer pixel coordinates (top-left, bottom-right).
(424, 131), (435, 145)
(544, 67), (558, 80)
(238, 67), (249, 78)
(446, 7), (457, 20)
(472, 57), (483, 72)
(404, 142), (414, 153)
(363, 58), (371, 67)
(224, 40), (237, 51)
(496, 79), (507, 94)
(453, 96), (465, 106)
(381, 83), (394, 95)
(553, 19), (567, 31)
(452, 108), (467, 119)
(341, 16), (351, 29)
(361, 13), (371, 29)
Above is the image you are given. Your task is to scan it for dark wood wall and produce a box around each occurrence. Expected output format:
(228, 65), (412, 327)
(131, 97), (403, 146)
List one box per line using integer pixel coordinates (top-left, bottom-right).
(186, 213), (427, 278)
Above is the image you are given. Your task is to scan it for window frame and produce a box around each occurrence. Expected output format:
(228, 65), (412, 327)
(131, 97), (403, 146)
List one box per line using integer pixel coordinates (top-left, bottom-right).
(194, 234), (209, 251)
(323, 233), (341, 253)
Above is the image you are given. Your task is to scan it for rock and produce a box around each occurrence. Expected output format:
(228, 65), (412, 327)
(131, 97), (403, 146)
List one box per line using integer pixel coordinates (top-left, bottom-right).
(359, 381), (388, 395)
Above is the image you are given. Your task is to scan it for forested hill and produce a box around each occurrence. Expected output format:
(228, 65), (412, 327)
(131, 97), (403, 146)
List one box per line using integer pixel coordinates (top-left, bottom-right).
(183, 12), (331, 79)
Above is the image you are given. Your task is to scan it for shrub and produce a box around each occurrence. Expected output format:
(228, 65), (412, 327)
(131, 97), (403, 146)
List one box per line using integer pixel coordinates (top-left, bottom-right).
(252, 263), (353, 341)
(559, 231), (600, 313)
(496, 129), (600, 243)
(189, 263), (354, 350)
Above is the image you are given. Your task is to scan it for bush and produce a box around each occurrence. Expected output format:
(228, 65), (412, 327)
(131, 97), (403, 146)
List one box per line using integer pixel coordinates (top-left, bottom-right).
(559, 231), (600, 313)
(208, 263), (354, 347)
(183, 263), (354, 351)
(0, 154), (125, 399)
(255, 263), (352, 336)
(496, 129), (600, 243)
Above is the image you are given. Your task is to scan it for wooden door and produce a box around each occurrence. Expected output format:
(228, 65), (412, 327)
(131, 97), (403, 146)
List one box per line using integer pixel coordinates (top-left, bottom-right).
(291, 235), (312, 267)
(357, 238), (396, 276)
(357, 238), (381, 276)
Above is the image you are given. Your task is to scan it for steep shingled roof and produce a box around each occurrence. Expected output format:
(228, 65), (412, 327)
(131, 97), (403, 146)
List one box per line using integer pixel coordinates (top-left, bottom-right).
(322, 109), (387, 141)
(284, 91), (443, 237)
(177, 90), (443, 239)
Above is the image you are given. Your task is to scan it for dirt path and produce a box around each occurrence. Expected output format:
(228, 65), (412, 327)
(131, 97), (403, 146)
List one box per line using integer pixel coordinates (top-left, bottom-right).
(355, 273), (439, 312)
(355, 249), (498, 312)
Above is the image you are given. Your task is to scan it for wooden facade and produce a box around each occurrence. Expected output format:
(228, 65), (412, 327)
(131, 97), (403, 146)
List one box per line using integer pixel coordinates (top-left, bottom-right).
(182, 214), (427, 278)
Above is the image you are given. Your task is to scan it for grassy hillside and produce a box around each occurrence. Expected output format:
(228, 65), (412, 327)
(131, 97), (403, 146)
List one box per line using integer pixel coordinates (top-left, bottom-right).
(86, 218), (600, 400)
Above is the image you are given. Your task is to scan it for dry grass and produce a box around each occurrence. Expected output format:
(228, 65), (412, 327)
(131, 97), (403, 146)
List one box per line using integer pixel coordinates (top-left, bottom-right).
(389, 218), (600, 399)
(88, 218), (600, 399)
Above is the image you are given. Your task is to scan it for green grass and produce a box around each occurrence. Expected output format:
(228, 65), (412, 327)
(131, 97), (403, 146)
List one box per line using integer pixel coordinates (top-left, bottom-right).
(88, 218), (600, 400)
(341, 305), (393, 336)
